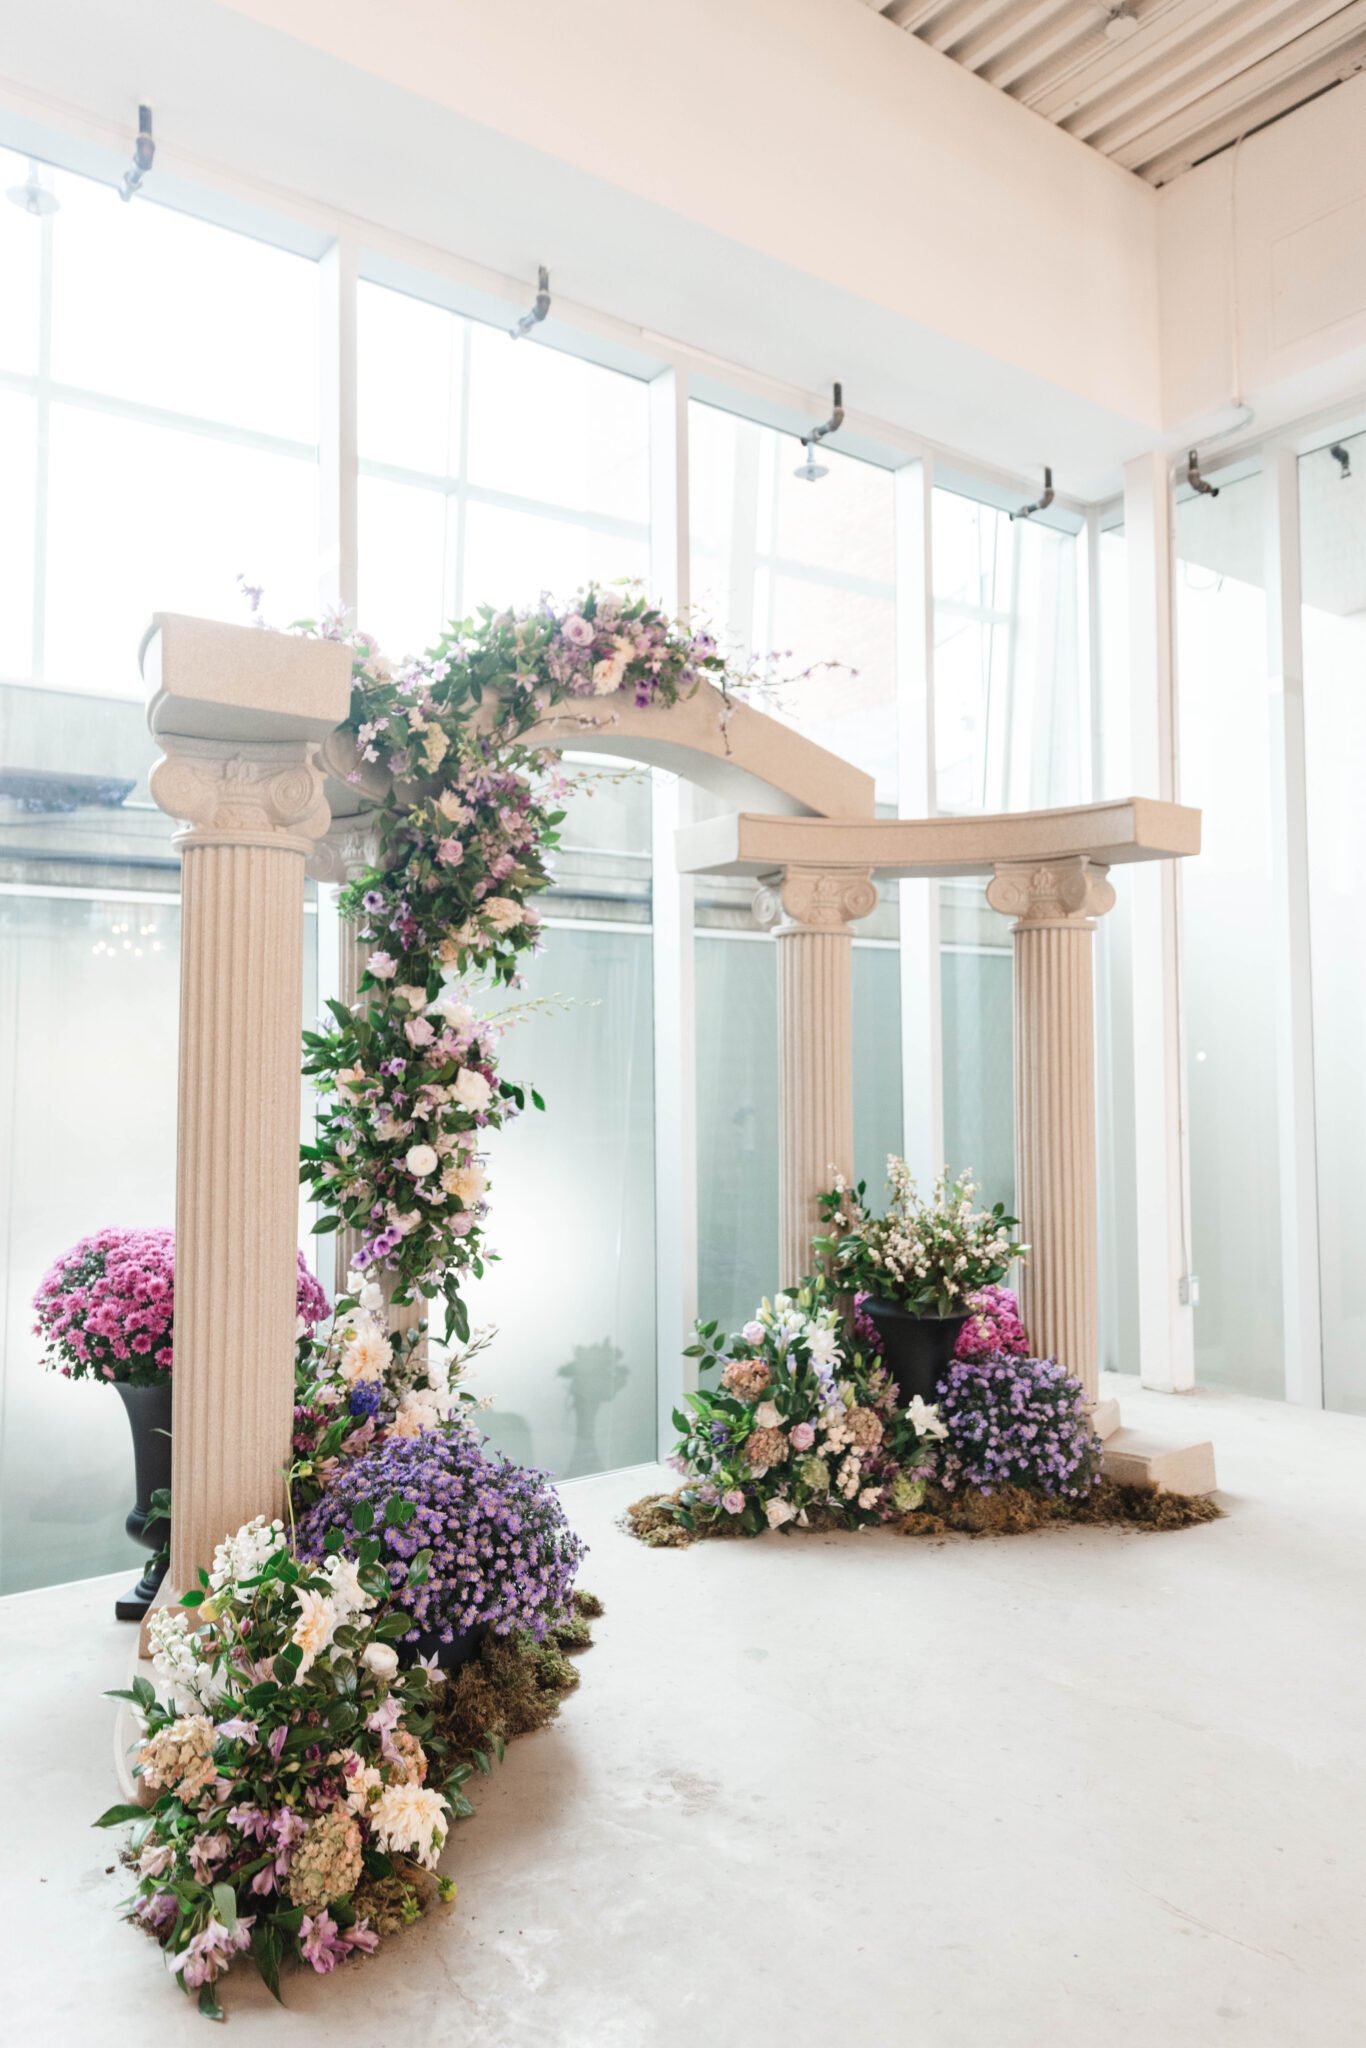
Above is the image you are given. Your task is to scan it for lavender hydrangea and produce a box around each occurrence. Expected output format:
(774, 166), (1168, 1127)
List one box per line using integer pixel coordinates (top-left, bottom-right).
(296, 1430), (585, 1645)
(932, 1356), (1101, 1499)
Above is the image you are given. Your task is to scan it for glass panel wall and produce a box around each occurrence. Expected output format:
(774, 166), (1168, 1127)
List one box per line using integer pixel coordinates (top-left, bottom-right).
(357, 281), (649, 654)
(1300, 430), (1366, 1414)
(689, 405), (901, 1326)
(0, 155), (322, 1592)
(931, 489), (1085, 1214)
(1174, 475), (1284, 1399)
(357, 285), (660, 1472)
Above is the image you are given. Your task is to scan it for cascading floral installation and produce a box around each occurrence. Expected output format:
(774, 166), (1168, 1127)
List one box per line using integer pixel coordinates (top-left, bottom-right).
(298, 587), (745, 1342)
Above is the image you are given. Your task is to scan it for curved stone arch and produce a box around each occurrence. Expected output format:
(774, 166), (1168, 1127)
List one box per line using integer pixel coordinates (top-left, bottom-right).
(526, 681), (874, 819)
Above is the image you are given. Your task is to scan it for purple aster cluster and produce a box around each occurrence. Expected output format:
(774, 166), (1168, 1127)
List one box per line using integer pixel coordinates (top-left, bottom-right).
(932, 1356), (1101, 1499)
(33, 1229), (326, 1389)
(297, 1430), (585, 1644)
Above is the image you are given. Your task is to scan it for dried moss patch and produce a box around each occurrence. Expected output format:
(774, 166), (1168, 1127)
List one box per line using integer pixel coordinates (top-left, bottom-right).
(427, 1594), (602, 1762)
(624, 1483), (1219, 1548)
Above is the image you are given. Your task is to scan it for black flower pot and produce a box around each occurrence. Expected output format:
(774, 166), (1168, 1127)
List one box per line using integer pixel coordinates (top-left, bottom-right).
(861, 1300), (969, 1408)
(113, 1379), (173, 1623)
(401, 1621), (489, 1672)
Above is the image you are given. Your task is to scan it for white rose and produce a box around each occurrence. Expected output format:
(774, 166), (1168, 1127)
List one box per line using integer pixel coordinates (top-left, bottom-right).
(361, 1641), (399, 1680)
(428, 994), (475, 1030)
(753, 1401), (781, 1429)
(395, 984), (428, 1011)
(405, 1144), (439, 1177)
(452, 1069), (492, 1113)
(765, 1498), (796, 1529)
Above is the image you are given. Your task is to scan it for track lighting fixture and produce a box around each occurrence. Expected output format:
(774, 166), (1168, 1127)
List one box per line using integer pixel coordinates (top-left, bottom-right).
(118, 105), (155, 202)
(1185, 448), (1218, 498)
(510, 266), (551, 340)
(794, 383), (844, 481)
(1010, 466), (1054, 521)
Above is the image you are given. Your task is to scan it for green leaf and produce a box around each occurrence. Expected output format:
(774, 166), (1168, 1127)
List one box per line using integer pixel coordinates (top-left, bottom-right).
(212, 1882), (237, 1932)
(530, 1089), (546, 1111)
(350, 1500), (375, 1534)
(93, 1802), (147, 1829)
(198, 1980), (225, 2021)
(250, 1920), (284, 2004)
(405, 1546), (432, 1588)
(311, 1215), (340, 1234)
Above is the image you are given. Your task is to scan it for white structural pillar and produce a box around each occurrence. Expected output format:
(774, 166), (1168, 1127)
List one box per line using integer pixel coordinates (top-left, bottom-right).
(987, 855), (1116, 1411)
(144, 615), (351, 1607)
(754, 864), (877, 1285)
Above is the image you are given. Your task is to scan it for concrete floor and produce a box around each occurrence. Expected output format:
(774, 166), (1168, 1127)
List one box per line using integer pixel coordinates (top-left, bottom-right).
(4, 1373), (1365, 2047)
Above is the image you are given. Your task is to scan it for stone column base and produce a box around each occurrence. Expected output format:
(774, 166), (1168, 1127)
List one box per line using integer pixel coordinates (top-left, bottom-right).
(1102, 1429), (1217, 1496)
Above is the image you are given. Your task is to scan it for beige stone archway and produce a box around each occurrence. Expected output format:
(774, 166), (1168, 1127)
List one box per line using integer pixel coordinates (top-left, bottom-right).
(146, 622), (1212, 1631)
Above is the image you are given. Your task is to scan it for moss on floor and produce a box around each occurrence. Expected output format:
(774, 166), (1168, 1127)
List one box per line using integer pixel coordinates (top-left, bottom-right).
(625, 1483), (1219, 1548)
(426, 1588), (602, 1761)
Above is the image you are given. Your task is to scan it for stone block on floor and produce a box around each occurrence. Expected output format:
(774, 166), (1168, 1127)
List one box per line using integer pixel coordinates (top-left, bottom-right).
(1102, 1428), (1217, 1496)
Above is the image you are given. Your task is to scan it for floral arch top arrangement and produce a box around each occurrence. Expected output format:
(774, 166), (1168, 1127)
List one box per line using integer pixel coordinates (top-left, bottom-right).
(299, 587), (746, 1343)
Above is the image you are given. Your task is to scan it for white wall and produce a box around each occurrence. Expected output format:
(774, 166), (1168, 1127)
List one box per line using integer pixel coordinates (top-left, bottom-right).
(1160, 72), (1366, 448)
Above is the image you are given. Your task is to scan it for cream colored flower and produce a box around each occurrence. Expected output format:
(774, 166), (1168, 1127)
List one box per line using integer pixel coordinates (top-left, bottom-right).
(361, 1641), (399, 1681)
(452, 1069), (492, 1113)
(291, 1587), (339, 1677)
(482, 896), (523, 932)
(436, 790), (470, 824)
(441, 1161), (487, 1206)
(422, 726), (449, 773)
(340, 1325), (390, 1386)
(406, 1143), (439, 1177)
(394, 984), (428, 1011)
(369, 1782), (450, 1869)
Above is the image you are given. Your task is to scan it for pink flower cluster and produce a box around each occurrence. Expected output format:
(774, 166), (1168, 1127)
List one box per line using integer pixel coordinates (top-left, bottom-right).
(33, 1228), (328, 1389)
(953, 1284), (1029, 1362)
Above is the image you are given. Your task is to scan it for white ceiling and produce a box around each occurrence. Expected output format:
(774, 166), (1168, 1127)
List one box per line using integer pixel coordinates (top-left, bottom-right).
(868, 0), (1366, 185)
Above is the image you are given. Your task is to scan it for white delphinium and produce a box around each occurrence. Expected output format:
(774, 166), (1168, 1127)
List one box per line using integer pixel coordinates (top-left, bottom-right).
(147, 1608), (220, 1711)
(209, 1515), (286, 1599)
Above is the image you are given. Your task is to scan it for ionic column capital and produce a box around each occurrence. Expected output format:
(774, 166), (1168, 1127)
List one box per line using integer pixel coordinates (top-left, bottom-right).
(986, 855), (1116, 928)
(307, 812), (381, 887)
(149, 736), (332, 857)
(752, 864), (878, 936)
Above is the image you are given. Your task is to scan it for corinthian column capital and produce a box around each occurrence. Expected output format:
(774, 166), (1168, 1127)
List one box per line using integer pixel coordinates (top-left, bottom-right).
(752, 864), (878, 936)
(307, 812), (381, 887)
(986, 855), (1116, 927)
(149, 737), (332, 857)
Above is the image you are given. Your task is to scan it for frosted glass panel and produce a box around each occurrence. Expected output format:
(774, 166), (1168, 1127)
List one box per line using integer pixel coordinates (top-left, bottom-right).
(696, 935), (903, 1331)
(941, 940), (1014, 1212)
(1176, 477), (1283, 1398)
(696, 937), (778, 1332)
(460, 925), (656, 1476)
(1301, 431), (1366, 1413)
(0, 892), (319, 1594)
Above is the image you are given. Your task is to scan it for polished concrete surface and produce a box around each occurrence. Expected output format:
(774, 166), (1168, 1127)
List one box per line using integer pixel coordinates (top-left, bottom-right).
(3, 1373), (1364, 2046)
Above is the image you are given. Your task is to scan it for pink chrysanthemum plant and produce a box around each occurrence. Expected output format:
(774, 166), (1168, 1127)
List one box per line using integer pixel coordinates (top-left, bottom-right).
(33, 1228), (327, 1389)
(670, 1277), (945, 1538)
(98, 1497), (475, 2019)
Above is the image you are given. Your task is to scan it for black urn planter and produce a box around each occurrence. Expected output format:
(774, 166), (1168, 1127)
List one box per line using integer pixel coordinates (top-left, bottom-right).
(862, 1300), (969, 1408)
(400, 1621), (489, 1673)
(113, 1379), (173, 1623)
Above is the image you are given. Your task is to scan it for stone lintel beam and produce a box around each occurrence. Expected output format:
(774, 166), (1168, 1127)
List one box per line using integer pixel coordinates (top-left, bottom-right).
(677, 796), (1200, 881)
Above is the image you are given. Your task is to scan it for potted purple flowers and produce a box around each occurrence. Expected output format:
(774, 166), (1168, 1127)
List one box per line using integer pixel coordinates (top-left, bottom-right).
(296, 1430), (586, 1668)
(33, 1228), (328, 1620)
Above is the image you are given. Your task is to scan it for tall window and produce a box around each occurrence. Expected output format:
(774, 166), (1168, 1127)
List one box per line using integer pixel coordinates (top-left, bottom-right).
(0, 151), (321, 1592)
(689, 404), (901, 1327)
(356, 282), (659, 1474)
(1174, 475), (1283, 1401)
(932, 489), (1084, 1212)
(1300, 430), (1366, 1414)
(357, 281), (649, 653)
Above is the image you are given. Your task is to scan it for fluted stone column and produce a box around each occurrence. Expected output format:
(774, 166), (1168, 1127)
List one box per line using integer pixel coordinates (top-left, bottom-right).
(754, 864), (877, 1286)
(142, 615), (351, 1616)
(986, 856), (1116, 1407)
